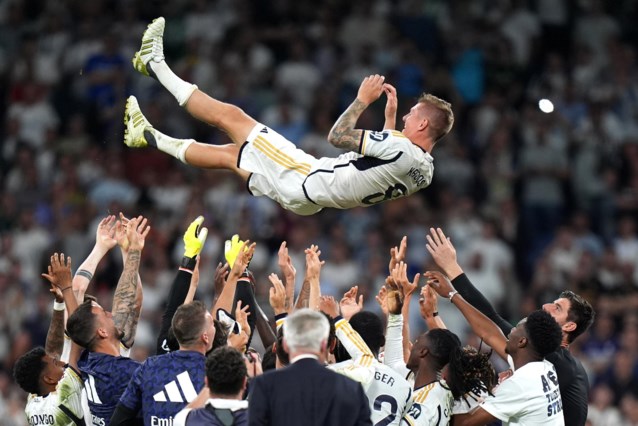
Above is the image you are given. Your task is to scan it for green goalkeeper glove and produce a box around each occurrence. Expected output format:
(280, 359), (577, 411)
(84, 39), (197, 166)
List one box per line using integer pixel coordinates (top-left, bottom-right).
(183, 216), (208, 259)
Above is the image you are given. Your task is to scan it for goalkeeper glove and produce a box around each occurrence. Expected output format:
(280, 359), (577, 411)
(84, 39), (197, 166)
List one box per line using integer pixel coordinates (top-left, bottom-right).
(225, 234), (252, 268)
(183, 216), (208, 259)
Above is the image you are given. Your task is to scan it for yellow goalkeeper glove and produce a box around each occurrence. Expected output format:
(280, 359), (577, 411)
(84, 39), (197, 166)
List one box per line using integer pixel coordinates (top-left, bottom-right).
(225, 234), (250, 268)
(183, 216), (208, 258)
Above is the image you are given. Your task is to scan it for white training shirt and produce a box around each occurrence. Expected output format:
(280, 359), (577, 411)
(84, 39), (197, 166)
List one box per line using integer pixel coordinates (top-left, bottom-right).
(330, 318), (412, 426)
(25, 367), (88, 426)
(302, 130), (434, 209)
(481, 360), (565, 425)
(401, 380), (453, 426)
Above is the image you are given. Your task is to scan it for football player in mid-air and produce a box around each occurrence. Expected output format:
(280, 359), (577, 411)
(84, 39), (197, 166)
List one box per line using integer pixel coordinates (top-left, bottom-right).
(123, 17), (454, 216)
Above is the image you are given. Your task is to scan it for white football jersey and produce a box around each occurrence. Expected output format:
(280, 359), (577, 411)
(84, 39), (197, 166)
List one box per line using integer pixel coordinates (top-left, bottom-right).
(25, 367), (89, 426)
(331, 318), (412, 426)
(402, 380), (453, 426)
(480, 360), (565, 425)
(302, 130), (434, 209)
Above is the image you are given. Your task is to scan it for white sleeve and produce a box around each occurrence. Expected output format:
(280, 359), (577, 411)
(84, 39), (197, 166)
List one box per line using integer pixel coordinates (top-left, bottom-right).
(334, 318), (375, 366)
(61, 336), (72, 363)
(173, 408), (192, 426)
(360, 130), (405, 159)
(480, 375), (526, 422)
(383, 314), (409, 376)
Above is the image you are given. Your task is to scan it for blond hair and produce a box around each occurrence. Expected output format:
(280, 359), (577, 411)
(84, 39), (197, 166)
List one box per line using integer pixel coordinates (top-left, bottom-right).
(418, 93), (454, 141)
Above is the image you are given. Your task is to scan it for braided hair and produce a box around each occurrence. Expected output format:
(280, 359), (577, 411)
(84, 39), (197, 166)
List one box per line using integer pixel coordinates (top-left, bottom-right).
(447, 346), (497, 402)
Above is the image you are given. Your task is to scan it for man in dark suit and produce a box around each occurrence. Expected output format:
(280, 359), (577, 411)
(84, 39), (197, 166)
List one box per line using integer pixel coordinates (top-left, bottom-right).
(248, 308), (372, 426)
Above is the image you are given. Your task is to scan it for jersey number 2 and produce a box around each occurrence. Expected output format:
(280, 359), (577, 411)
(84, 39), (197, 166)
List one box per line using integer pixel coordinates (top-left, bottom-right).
(373, 394), (398, 426)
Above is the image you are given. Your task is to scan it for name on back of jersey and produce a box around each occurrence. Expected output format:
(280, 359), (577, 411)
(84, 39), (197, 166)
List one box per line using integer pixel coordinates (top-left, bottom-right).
(28, 414), (54, 425)
(407, 167), (428, 187)
(375, 371), (396, 387)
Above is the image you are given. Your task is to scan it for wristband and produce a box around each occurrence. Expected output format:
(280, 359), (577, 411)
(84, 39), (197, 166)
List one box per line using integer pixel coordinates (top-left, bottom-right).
(448, 290), (459, 302)
(53, 301), (66, 311)
(432, 311), (439, 317)
(180, 256), (197, 270)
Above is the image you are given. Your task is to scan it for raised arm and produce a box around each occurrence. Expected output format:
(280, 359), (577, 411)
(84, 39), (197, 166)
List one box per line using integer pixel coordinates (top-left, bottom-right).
(418, 284), (446, 330)
(383, 83), (398, 130)
(43, 260), (68, 360)
(277, 241), (296, 312)
(213, 241), (256, 315)
(72, 215), (117, 302)
(42, 253), (81, 369)
(327, 75), (385, 150)
(112, 216), (150, 348)
(305, 244), (324, 310)
(426, 271), (508, 360)
(426, 227), (513, 334)
(391, 261), (421, 363)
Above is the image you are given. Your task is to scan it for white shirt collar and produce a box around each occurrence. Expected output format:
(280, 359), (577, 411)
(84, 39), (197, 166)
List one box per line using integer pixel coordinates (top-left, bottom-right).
(291, 354), (319, 364)
(206, 399), (248, 411)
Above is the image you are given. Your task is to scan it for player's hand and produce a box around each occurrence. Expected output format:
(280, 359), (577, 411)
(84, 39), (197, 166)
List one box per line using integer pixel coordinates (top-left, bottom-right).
(319, 296), (340, 319)
(386, 289), (403, 315)
(304, 244), (324, 279)
(357, 75), (385, 106)
(115, 212), (130, 252)
(389, 236), (407, 273)
(419, 284), (438, 319)
(383, 83), (398, 123)
(183, 216), (208, 258)
(277, 241), (296, 283)
(229, 241), (256, 279)
(214, 262), (229, 298)
(375, 285), (389, 317)
(426, 228), (463, 278)
(340, 286), (363, 320)
(126, 216), (151, 251)
(268, 273), (287, 315)
(95, 215), (117, 252)
(391, 261), (420, 297)
(225, 235), (251, 268)
(42, 253), (73, 291)
(424, 270), (455, 298)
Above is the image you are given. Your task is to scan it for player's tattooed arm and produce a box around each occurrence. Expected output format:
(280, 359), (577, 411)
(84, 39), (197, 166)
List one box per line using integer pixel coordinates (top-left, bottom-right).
(113, 249), (141, 348)
(327, 99), (366, 151)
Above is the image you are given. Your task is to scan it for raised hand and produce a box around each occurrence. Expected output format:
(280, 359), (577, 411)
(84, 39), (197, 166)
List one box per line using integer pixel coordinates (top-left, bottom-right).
(229, 241), (256, 278)
(183, 215), (208, 259)
(386, 289), (403, 315)
(268, 273), (287, 315)
(319, 295), (340, 319)
(375, 285), (389, 317)
(340, 286), (363, 320)
(42, 253), (73, 291)
(95, 215), (117, 251)
(383, 83), (398, 130)
(277, 241), (296, 282)
(424, 270), (456, 298)
(304, 244), (324, 279)
(357, 74), (386, 106)
(419, 284), (438, 320)
(115, 212), (130, 252)
(426, 228), (463, 279)
(126, 216), (151, 251)
(391, 261), (420, 297)
(214, 262), (229, 299)
(389, 236), (407, 274)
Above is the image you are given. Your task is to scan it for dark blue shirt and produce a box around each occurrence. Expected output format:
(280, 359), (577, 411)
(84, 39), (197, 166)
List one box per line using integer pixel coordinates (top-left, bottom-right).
(119, 350), (206, 426)
(78, 350), (141, 426)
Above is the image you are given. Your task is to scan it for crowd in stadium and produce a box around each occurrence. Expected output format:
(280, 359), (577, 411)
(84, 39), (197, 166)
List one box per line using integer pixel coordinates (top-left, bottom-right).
(1, 0), (638, 424)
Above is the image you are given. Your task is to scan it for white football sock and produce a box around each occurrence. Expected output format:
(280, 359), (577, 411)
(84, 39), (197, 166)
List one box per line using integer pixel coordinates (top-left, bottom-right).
(150, 129), (193, 163)
(151, 60), (197, 106)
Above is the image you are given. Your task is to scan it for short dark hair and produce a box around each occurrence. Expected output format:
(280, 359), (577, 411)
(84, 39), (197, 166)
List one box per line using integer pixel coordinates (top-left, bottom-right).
(559, 291), (595, 343)
(205, 347), (246, 396)
(335, 311), (384, 362)
(67, 300), (98, 350)
(525, 310), (562, 358)
(172, 301), (209, 347)
(14, 347), (46, 395)
(427, 329), (462, 370)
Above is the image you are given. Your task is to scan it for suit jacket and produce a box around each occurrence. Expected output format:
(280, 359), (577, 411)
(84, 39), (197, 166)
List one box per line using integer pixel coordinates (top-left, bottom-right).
(248, 357), (372, 426)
